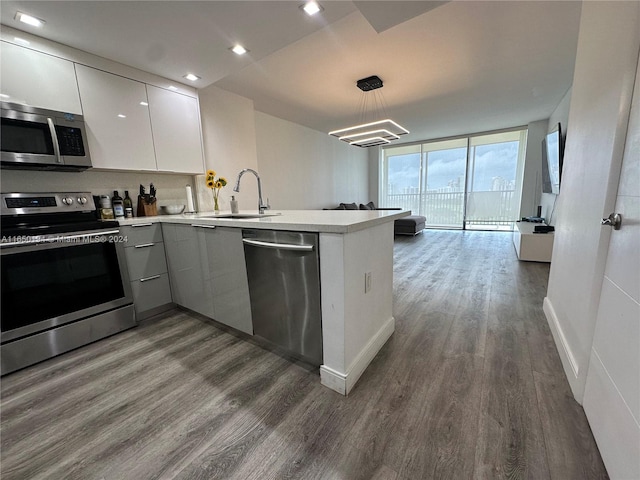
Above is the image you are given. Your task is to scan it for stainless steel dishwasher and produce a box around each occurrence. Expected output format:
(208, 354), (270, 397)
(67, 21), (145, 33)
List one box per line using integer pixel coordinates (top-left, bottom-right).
(242, 229), (322, 365)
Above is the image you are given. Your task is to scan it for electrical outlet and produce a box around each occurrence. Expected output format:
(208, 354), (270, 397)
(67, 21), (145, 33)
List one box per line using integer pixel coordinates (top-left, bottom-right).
(365, 272), (372, 293)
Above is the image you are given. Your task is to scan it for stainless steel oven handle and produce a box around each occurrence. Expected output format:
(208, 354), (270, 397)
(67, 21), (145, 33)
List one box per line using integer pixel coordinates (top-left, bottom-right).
(242, 238), (314, 251)
(0, 229), (120, 248)
(47, 117), (62, 164)
(192, 224), (217, 229)
(131, 223), (154, 228)
(134, 243), (155, 248)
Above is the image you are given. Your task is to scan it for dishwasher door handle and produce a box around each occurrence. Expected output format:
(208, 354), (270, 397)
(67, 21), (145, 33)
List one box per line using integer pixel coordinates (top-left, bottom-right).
(242, 238), (314, 252)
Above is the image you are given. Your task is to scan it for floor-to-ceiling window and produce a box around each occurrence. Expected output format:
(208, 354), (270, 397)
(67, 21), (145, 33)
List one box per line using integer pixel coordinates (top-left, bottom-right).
(465, 129), (527, 230)
(380, 127), (527, 230)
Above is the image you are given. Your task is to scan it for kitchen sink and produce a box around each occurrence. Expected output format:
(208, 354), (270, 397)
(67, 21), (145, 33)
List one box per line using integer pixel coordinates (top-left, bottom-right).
(202, 213), (282, 220)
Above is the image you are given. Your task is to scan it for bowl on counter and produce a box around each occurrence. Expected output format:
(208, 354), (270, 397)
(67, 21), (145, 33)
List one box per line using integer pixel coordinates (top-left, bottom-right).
(159, 204), (185, 215)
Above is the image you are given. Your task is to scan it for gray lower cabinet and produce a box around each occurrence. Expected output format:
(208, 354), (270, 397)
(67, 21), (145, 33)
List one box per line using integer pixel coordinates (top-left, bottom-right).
(162, 223), (214, 318)
(204, 227), (253, 335)
(121, 223), (173, 319)
(162, 223), (252, 334)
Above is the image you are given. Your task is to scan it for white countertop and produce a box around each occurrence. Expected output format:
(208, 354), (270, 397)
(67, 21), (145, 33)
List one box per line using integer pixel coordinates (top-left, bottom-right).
(116, 209), (410, 234)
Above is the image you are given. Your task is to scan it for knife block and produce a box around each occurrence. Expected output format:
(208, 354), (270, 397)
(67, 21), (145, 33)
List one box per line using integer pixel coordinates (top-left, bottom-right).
(137, 196), (157, 217)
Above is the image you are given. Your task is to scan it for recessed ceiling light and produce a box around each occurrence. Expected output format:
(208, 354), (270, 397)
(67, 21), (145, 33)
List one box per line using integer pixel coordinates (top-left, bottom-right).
(301, 1), (323, 16)
(0, 94), (11, 99)
(15, 12), (45, 27)
(183, 73), (200, 82)
(230, 45), (248, 55)
(139, 101), (148, 106)
(117, 114), (126, 118)
(168, 86), (178, 91)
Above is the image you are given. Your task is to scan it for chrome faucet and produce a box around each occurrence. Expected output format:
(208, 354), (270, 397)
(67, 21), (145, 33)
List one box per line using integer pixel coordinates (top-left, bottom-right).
(233, 168), (270, 214)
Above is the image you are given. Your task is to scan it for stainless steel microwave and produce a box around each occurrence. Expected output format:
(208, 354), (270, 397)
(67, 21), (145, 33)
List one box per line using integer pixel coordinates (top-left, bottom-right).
(1, 101), (92, 171)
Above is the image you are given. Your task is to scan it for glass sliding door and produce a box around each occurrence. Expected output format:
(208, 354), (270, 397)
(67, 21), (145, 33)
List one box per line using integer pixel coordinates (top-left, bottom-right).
(380, 127), (527, 231)
(465, 130), (527, 230)
(380, 144), (422, 212)
(422, 138), (467, 228)
(380, 140), (467, 228)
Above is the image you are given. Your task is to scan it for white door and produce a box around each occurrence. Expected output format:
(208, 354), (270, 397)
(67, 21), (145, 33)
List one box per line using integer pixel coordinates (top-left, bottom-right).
(583, 52), (640, 480)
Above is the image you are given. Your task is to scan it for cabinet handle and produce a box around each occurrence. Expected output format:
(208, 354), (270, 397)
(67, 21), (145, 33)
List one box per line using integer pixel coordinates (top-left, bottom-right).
(139, 275), (161, 282)
(131, 223), (154, 228)
(191, 224), (217, 229)
(134, 243), (155, 248)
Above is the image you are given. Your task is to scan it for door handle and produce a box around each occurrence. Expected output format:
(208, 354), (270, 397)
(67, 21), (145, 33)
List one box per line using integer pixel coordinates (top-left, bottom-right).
(601, 213), (622, 230)
(47, 117), (63, 163)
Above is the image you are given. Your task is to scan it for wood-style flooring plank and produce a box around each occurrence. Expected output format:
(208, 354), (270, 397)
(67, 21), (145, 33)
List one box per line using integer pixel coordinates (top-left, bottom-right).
(533, 372), (609, 479)
(345, 311), (456, 472)
(394, 353), (484, 480)
(474, 291), (551, 480)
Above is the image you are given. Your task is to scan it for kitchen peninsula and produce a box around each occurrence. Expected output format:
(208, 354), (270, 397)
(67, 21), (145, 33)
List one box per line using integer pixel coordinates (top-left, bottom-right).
(119, 209), (408, 395)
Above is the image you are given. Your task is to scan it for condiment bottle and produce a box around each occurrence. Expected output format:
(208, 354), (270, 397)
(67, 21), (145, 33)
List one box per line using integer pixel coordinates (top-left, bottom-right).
(123, 191), (134, 218)
(112, 190), (125, 219)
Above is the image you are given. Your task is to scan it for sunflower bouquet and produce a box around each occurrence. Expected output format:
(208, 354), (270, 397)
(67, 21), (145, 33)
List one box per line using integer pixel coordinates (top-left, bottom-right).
(205, 170), (227, 212)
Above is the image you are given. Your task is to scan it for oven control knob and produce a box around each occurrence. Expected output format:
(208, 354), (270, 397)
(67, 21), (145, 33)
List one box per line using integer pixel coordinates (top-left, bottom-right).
(77, 196), (88, 205)
(62, 196), (74, 205)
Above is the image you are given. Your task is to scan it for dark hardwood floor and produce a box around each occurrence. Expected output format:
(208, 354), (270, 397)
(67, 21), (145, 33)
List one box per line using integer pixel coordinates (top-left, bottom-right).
(0, 230), (608, 479)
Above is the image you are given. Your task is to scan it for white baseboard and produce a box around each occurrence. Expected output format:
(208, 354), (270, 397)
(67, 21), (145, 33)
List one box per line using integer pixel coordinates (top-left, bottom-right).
(319, 365), (347, 395)
(320, 316), (395, 396)
(543, 296), (580, 380)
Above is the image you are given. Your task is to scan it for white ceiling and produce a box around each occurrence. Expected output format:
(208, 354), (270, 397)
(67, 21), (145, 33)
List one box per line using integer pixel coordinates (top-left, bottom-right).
(1, 1), (582, 143)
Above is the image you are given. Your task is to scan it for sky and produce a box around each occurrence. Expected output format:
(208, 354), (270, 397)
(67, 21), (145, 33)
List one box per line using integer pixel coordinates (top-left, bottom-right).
(387, 141), (519, 192)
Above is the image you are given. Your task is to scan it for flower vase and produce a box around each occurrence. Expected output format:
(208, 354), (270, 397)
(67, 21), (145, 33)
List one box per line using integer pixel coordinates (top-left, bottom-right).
(213, 196), (220, 213)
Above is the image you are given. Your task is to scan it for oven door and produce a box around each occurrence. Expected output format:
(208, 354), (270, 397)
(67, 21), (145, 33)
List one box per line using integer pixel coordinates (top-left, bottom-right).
(0, 230), (133, 343)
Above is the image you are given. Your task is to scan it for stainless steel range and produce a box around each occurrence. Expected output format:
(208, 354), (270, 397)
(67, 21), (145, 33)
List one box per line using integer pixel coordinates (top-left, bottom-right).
(0, 192), (136, 375)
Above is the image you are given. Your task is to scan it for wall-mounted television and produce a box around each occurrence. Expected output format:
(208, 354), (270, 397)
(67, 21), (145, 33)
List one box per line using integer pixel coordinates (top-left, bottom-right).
(542, 122), (564, 194)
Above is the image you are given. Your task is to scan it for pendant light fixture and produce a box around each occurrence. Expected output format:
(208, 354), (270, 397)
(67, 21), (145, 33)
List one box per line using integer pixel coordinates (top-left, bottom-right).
(329, 75), (409, 147)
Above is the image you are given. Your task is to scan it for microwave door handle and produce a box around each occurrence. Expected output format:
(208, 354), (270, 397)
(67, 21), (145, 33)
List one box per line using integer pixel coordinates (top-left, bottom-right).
(47, 117), (62, 163)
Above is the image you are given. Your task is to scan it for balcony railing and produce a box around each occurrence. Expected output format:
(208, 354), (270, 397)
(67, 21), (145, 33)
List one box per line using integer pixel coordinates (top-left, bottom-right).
(382, 190), (517, 228)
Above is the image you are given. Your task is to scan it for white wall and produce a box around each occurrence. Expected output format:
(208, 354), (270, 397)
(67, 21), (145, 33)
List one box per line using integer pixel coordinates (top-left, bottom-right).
(520, 120), (547, 219)
(197, 87), (369, 212)
(548, 86), (572, 134)
(368, 147), (381, 206)
(544, 1), (640, 402)
(320, 221), (395, 394)
(197, 85), (259, 212)
(254, 111), (369, 210)
(540, 87), (572, 224)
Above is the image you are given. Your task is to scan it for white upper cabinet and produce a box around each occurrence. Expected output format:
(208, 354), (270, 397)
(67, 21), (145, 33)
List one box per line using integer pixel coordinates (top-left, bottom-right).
(0, 42), (82, 114)
(147, 85), (204, 174)
(75, 64), (158, 171)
